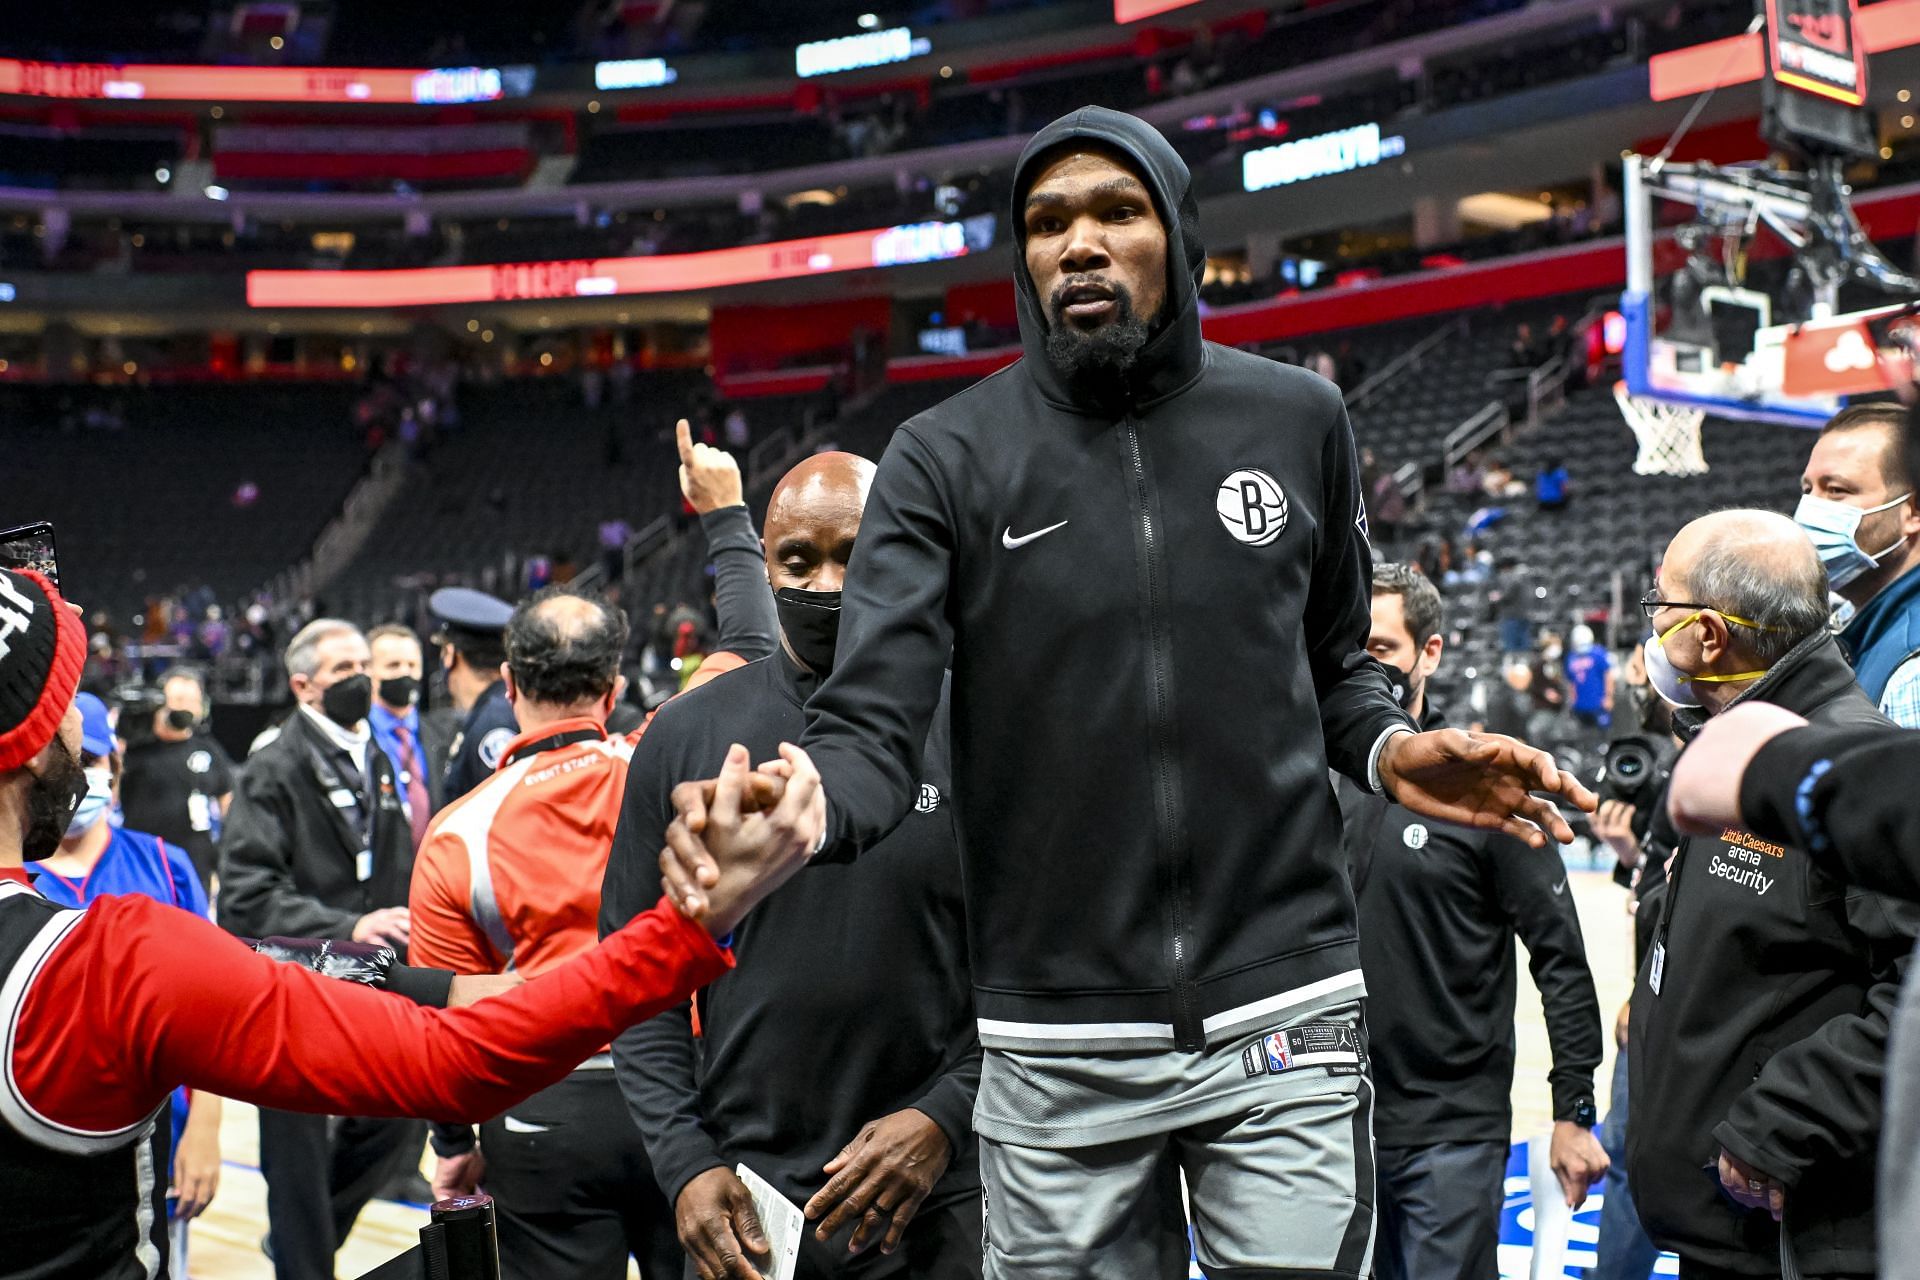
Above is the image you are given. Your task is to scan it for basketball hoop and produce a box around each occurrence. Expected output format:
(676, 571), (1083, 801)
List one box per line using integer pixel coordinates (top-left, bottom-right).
(1614, 381), (1709, 476)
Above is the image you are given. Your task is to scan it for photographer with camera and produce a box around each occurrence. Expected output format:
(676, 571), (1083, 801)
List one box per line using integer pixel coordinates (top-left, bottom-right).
(1626, 510), (1920, 1279)
(119, 668), (233, 895)
(1587, 665), (1678, 1280)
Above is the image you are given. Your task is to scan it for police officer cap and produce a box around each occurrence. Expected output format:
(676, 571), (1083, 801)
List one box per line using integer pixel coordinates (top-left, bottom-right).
(429, 587), (513, 642)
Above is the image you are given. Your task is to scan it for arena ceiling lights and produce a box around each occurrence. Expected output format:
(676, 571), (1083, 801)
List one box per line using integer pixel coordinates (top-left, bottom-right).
(0, 57), (533, 104)
(794, 27), (931, 78)
(245, 217), (993, 308)
(593, 59), (677, 91)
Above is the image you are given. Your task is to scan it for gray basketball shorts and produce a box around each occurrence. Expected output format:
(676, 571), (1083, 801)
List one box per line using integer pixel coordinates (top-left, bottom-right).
(978, 1005), (1375, 1279)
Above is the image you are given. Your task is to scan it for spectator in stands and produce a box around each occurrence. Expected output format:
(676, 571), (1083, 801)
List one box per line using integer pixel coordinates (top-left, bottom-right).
(1536, 456), (1571, 511)
(218, 618), (422, 1280)
(1447, 449), (1490, 495)
(1474, 661), (1536, 737)
(1563, 624), (1614, 731)
(1796, 403), (1920, 725)
(1344, 566), (1605, 1279)
(33, 693), (225, 1269)
(432, 588), (519, 802)
(1510, 322), (1544, 368)
(118, 668), (233, 894)
(1481, 454), (1525, 499)
(1372, 465), (1410, 549)
(366, 623), (447, 852)
(1628, 509), (1917, 1279)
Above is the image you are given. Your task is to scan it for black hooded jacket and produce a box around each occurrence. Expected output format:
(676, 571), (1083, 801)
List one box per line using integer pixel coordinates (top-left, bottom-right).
(1628, 632), (1920, 1275)
(799, 106), (1414, 1053)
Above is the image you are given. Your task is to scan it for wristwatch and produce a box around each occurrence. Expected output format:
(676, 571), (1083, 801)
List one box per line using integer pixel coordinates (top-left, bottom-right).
(1564, 1096), (1599, 1129)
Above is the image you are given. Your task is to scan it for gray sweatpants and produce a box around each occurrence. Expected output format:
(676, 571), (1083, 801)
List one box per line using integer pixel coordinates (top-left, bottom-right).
(976, 1005), (1376, 1279)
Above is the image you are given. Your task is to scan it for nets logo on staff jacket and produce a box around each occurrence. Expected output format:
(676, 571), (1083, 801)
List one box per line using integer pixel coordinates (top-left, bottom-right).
(1216, 469), (1289, 546)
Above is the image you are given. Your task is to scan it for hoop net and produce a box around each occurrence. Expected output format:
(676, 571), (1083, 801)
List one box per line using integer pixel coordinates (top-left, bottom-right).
(1614, 381), (1708, 476)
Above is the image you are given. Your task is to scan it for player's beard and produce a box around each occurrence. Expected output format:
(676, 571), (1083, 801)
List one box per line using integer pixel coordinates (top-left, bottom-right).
(1044, 279), (1151, 383)
(23, 737), (88, 862)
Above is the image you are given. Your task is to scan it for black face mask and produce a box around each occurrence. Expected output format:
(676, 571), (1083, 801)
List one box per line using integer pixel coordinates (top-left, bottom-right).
(165, 707), (197, 732)
(774, 588), (843, 676)
(378, 675), (420, 709)
(23, 736), (88, 862)
(320, 673), (374, 728)
(1385, 661), (1423, 714)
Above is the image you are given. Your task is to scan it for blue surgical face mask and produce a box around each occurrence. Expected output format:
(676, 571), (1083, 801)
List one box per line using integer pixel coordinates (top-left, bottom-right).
(1794, 491), (1912, 589)
(65, 767), (114, 839)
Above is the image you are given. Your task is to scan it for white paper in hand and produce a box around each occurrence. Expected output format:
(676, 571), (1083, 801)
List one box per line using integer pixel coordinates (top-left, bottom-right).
(735, 1162), (804, 1280)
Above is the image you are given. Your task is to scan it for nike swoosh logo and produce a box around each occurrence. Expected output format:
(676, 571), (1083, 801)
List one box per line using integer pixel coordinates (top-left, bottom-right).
(1002, 520), (1069, 550)
(1551, 880), (1567, 896)
(502, 1116), (551, 1134)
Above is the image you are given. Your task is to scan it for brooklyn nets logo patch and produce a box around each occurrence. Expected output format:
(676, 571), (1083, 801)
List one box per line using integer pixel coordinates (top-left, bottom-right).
(1216, 469), (1288, 547)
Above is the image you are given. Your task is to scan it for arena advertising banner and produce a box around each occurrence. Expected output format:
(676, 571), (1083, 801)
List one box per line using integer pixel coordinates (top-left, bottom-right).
(1649, 0), (1920, 102)
(1114, 0), (1205, 21)
(1242, 123), (1406, 193)
(0, 58), (533, 104)
(246, 216), (994, 308)
(1767, 0), (1868, 106)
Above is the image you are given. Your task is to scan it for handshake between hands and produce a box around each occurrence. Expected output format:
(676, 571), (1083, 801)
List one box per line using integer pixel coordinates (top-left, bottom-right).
(664, 742), (830, 940)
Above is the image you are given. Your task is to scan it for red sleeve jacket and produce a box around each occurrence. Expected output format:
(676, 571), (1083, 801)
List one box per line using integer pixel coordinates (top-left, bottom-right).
(11, 887), (729, 1133)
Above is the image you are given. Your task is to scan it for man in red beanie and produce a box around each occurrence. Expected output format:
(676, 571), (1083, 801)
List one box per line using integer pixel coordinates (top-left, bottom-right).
(0, 567), (823, 1279)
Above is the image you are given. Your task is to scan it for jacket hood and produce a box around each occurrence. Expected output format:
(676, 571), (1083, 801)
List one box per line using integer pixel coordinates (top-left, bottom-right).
(1010, 105), (1206, 413)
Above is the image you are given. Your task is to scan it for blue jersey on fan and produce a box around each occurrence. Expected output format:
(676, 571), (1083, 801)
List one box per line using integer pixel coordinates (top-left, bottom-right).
(1564, 645), (1612, 713)
(34, 827), (207, 918)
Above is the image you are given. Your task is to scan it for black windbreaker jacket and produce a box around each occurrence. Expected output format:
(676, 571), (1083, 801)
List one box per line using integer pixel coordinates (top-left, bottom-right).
(1628, 633), (1920, 1276)
(800, 106), (1413, 1054)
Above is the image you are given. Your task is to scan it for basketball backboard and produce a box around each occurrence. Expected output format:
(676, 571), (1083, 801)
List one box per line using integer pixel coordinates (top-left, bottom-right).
(1617, 152), (1920, 429)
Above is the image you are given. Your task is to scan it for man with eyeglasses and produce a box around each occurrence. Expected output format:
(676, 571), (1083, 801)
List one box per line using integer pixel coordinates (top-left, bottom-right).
(1624, 509), (1920, 1280)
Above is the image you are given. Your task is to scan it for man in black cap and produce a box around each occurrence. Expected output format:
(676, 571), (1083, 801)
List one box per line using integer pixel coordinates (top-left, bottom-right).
(431, 586), (519, 801)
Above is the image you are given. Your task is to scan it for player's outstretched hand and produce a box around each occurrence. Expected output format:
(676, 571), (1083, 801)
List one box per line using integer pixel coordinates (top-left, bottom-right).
(663, 743), (826, 936)
(678, 418), (745, 515)
(1378, 729), (1596, 847)
(1666, 702), (1809, 835)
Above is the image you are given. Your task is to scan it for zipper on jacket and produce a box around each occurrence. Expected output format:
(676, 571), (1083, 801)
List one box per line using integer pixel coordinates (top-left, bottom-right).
(1124, 416), (1203, 1051)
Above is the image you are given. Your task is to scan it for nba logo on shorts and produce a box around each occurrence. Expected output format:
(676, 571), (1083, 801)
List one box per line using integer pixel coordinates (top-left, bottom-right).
(1264, 1032), (1293, 1072)
(1217, 469), (1288, 547)
(915, 783), (942, 813)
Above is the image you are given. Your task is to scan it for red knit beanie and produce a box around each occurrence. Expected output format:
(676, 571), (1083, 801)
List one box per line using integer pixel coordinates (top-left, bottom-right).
(0, 569), (86, 772)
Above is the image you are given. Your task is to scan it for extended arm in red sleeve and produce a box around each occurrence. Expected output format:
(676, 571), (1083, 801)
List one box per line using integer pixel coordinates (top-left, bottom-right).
(14, 892), (729, 1134)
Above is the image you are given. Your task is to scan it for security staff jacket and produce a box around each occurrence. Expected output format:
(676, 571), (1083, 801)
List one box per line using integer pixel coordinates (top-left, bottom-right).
(798, 106), (1413, 1053)
(219, 706), (415, 944)
(1338, 704), (1601, 1149)
(1628, 632), (1920, 1276)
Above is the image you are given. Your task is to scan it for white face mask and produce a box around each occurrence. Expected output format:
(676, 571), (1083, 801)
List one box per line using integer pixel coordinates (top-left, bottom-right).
(64, 767), (114, 839)
(1794, 491), (1912, 590)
